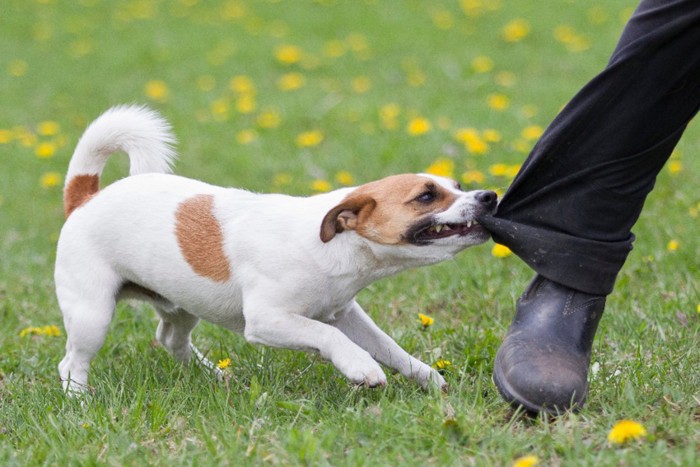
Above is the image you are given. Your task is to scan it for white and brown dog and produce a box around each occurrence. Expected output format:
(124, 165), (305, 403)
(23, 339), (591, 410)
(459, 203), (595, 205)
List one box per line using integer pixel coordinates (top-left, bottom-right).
(55, 105), (497, 395)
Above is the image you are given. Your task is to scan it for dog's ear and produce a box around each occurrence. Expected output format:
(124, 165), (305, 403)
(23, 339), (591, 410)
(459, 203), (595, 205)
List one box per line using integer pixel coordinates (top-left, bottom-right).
(320, 194), (376, 243)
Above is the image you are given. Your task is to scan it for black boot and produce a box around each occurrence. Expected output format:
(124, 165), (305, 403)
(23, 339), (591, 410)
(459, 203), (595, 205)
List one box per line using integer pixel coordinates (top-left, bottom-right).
(493, 275), (606, 414)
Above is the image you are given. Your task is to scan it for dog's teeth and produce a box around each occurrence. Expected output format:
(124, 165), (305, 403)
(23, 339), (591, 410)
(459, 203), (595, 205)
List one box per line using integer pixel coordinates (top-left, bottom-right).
(434, 225), (443, 233)
(474, 220), (479, 225)
(444, 225), (452, 231)
(466, 220), (473, 228)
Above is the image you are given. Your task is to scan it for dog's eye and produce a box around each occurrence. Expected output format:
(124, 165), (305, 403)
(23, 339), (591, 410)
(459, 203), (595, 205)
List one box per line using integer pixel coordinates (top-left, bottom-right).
(454, 182), (463, 191)
(415, 191), (435, 203)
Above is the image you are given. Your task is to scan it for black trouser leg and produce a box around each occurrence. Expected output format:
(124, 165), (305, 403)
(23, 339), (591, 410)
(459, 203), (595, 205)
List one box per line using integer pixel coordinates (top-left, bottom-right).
(480, 0), (700, 295)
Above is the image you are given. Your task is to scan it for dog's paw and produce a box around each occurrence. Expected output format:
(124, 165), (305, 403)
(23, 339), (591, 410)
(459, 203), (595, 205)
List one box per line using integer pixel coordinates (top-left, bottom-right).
(61, 379), (91, 398)
(429, 368), (448, 393)
(338, 356), (387, 388)
(415, 366), (447, 392)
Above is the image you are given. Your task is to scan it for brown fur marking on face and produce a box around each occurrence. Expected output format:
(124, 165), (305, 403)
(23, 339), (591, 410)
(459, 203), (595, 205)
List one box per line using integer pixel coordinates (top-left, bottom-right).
(64, 174), (100, 218)
(175, 194), (231, 282)
(321, 174), (458, 244)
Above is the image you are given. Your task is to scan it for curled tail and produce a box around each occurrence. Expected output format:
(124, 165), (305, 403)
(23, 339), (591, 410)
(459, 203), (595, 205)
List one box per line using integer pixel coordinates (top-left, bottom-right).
(63, 105), (177, 217)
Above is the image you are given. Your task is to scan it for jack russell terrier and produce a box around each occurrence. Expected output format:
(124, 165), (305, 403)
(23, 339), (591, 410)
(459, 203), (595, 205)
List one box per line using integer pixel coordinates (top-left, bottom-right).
(55, 105), (497, 395)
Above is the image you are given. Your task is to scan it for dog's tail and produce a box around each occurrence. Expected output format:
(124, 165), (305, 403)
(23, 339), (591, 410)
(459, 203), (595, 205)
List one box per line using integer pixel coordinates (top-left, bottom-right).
(63, 105), (177, 218)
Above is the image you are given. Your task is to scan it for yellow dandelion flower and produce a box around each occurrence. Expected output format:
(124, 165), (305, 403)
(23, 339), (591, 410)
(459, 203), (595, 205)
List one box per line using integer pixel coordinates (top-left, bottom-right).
(311, 179), (332, 192)
(482, 129), (502, 143)
(433, 359), (452, 370)
(211, 98), (230, 120)
(277, 72), (305, 91)
(217, 358), (231, 369)
(37, 121), (60, 136)
(487, 93), (510, 111)
(513, 138), (532, 153)
(257, 109), (281, 129)
(513, 455), (539, 467)
(35, 142), (56, 159)
(273, 172), (293, 187)
(380, 103), (401, 130)
(489, 163), (510, 176)
(455, 128), (489, 155)
(19, 325), (61, 337)
(519, 105), (539, 119)
(8, 59), (28, 77)
(689, 204), (699, 218)
(296, 130), (324, 148)
(0, 129), (13, 144)
(418, 313), (434, 328)
(461, 170), (485, 185)
(407, 117), (431, 136)
(696, 303), (700, 314)
(335, 171), (354, 186)
(229, 75), (256, 95)
(492, 244), (512, 258)
(471, 55), (494, 73)
(373, 105), (397, 129)
(236, 129), (257, 145)
(144, 80), (169, 103)
(667, 239), (679, 251)
(587, 7), (608, 25)
(351, 76), (372, 93)
(502, 19), (530, 42)
(17, 130), (37, 148)
(324, 39), (346, 58)
(554, 25), (591, 52)
(275, 44), (302, 65)
(346, 33), (368, 52)
(667, 160), (683, 175)
(607, 419), (647, 445)
(521, 125), (544, 141)
(222, 1), (247, 20)
(426, 158), (455, 178)
(236, 95), (256, 114)
(40, 172), (62, 189)
(495, 71), (516, 87)
(505, 164), (522, 178)
(554, 25), (576, 44)
(69, 39), (93, 58)
(432, 10), (454, 30)
(406, 69), (426, 87)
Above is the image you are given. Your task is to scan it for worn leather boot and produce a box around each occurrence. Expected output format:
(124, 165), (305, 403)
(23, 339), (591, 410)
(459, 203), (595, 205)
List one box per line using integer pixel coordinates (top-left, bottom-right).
(493, 275), (606, 414)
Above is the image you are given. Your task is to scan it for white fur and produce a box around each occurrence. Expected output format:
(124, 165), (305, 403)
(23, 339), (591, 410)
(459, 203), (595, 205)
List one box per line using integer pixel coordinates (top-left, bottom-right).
(56, 106), (495, 395)
(66, 104), (176, 181)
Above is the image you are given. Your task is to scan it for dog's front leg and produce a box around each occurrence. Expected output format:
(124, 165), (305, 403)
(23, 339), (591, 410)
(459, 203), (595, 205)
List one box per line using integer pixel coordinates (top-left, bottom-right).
(243, 306), (387, 387)
(330, 301), (446, 391)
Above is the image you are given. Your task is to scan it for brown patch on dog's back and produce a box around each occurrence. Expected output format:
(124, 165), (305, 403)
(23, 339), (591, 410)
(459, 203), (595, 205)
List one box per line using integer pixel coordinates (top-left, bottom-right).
(64, 174), (100, 218)
(175, 194), (231, 282)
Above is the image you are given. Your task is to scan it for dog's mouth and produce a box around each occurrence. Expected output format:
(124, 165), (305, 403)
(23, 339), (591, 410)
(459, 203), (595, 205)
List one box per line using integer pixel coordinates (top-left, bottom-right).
(411, 219), (485, 244)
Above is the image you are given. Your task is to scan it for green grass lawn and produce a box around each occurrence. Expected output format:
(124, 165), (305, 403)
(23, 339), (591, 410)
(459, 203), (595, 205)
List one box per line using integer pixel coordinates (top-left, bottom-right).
(1, 0), (698, 465)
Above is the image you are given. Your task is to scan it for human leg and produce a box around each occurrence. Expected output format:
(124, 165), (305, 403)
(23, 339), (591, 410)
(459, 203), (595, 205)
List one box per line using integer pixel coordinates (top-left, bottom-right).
(479, 0), (700, 413)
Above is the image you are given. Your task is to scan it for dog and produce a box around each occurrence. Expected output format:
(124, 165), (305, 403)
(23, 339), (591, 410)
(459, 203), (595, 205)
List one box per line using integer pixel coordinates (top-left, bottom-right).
(55, 105), (497, 395)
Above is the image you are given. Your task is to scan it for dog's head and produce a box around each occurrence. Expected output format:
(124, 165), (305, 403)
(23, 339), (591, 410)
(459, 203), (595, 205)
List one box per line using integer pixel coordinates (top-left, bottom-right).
(320, 174), (496, 256)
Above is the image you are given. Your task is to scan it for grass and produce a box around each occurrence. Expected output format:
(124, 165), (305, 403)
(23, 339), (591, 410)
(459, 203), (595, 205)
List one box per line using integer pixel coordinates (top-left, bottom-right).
(1, 0), (699, 465)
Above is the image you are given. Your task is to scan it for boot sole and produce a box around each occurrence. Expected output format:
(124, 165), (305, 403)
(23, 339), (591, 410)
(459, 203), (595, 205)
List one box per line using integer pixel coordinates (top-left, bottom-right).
(492, 352), (585, 416)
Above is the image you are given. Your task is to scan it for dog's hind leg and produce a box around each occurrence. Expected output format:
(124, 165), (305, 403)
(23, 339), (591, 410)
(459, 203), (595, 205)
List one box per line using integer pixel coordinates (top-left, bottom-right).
(153, 307), (199, 364)
(153, 307), (224, 379)
(56, 270), (120, 396)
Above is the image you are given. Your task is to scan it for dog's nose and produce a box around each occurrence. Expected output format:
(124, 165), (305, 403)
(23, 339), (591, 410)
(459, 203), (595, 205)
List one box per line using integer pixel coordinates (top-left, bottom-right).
(475, 190), (498, 210)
